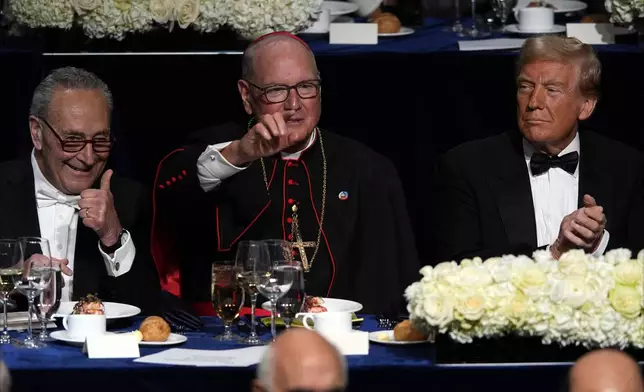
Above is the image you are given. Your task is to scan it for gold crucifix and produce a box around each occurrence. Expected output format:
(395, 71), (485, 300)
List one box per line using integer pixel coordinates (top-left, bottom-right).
(290, 205), (316, 272)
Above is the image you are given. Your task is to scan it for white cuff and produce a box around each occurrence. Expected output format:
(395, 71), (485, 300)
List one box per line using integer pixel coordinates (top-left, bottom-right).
(591, 229), (610, 257)
(98, 230), (135, 277)
(196, 142), (247, 192)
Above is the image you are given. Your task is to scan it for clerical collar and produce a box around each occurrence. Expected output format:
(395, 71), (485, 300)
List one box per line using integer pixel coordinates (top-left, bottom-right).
(522, 133), (580, 178)
(281, 129), (317, 161)
(31, 149), (71, 198)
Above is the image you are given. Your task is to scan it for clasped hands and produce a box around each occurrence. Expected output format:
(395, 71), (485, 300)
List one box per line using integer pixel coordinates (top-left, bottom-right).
(50, 169), (124, 277)
(551, 194), (607, 259)
(221, 113), (310, 166)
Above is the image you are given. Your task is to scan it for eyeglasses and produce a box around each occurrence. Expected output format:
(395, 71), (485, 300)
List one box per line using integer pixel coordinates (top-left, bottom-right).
(36, 116), (114, 153)
(245, 79), (321, 104)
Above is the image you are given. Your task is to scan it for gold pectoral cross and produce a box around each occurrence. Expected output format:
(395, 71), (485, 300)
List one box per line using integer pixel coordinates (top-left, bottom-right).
(290, 204), (316, 272)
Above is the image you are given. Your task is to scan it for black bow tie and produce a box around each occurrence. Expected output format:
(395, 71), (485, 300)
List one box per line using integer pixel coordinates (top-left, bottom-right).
(529, 151), (579, 176)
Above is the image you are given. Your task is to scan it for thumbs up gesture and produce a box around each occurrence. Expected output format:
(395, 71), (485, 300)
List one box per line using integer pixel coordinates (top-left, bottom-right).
(79, 169), (123, 247)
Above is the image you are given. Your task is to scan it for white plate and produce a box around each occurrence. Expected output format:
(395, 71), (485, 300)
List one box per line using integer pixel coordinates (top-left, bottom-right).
(369, 330), (431, 345)
(50, 330), (116, 347)
(262, 297), (363, 314)
(504, 24), (566, 34)
(324, 1), (359, 17)
(54, 302), (141, 319)
(139, 333), (187, 346)
(379, 26), (414, 37)
(514, 0), (587, 13)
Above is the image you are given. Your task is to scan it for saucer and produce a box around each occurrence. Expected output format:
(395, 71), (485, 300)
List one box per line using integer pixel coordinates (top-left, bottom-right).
(138, 333), (187, 346)
(50, 330), (115, 347)
(368, 330), (432, 345)
(379, 26), (414, 37)
(504, 24), (566, 34)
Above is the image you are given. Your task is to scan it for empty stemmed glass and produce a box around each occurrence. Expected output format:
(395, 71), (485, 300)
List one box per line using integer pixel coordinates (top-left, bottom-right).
(491, 0), (516, 31)
(276, 261), (305, 329)
(212, 260), (245, 342)
(14, 237), (53, 349)
(0, 240), (21, 344)
(459, 0), (491, 37)
(34, 259), (61, 342)
(258, 258), (295, 341)
(442, 0), (464, 33)
(236, 241), (270, 345)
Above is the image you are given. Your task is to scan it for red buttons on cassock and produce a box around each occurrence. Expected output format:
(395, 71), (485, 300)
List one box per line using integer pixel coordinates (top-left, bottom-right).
(182, 170), (187, 176)
(288, 234), (293, 240)
(288, 198), (295, 205)
(172, 177), (177, 182)
(178, 175), (183, 180)
(288, 179), (295, 185)
(287, 217), (292, 223)
(166, 180), (172, 186)
(159, 184), (165, 189)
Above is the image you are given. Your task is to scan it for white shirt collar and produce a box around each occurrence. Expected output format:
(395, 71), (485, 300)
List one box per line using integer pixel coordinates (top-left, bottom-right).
(31, 149), (80, 201)
(281, 129), (317, 160)
(523, 132), (580, 178)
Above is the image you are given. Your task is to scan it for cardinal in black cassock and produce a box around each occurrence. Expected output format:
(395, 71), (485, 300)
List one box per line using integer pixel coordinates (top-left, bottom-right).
(152, 32), (420, 316)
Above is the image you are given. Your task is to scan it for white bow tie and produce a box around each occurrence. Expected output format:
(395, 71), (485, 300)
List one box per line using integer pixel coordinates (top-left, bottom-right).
(36, 188), (81, 210)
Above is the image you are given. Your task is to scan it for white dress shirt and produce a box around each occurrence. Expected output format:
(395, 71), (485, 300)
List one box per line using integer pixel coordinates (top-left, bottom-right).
(522, 134), (609, 256)
(197, 130), (317, 192)
(31, 151), (136, 301)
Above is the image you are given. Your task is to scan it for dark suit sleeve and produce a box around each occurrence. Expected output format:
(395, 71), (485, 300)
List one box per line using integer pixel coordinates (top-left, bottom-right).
(112, 184), (162, 315)
(352, 159), (420, 315)
(433, 154), (542, 263)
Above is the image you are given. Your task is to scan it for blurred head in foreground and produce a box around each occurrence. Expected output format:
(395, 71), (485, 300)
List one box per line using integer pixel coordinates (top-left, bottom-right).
(568, 349), (643, 392)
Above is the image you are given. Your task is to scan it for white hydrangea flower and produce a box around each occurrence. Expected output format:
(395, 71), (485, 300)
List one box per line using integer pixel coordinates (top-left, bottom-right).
(77, 0), (154, 40)
(10, 0), (75, 29)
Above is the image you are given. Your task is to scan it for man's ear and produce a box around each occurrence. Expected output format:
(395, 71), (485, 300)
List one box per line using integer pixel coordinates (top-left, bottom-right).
(251, 379), (267, 392)
(578, 96), (597, 121)
(238, 79), (253, 116)
(29, 116), (43, 150)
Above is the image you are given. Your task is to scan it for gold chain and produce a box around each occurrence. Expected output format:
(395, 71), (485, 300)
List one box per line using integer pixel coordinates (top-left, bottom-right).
(260, 128), (327, 272)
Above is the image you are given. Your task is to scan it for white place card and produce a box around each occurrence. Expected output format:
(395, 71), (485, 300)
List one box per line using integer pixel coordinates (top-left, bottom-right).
(83, 334), (140, 359)
(134, 346), (267, 367)
(320, 330), (369, 356)
(566, 23), (630, 44)
(329, 23), (378, 45)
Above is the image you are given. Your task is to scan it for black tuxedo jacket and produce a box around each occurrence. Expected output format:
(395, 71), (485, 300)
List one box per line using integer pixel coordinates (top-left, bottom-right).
(433, 131), (644, 263)
(155, 122), (420, 315)
(0, 159), (161, 314)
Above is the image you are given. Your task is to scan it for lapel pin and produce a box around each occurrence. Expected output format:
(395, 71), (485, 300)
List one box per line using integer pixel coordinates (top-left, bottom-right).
(338, 191), (348, 200)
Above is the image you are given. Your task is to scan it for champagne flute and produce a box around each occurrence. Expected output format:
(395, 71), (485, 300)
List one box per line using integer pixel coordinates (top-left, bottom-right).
(34, 261), (61, 342)
(0, 240), (21, 344)
(14, 237), (53, 349)
(212, 261), (244, 342)
(236, 241), (270, 346)
(276, 261), (305, 329)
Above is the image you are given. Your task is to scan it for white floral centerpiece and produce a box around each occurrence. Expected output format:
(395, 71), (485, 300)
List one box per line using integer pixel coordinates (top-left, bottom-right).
(405, 248), (644, 349)
(8, 0), (323, 40)
(605, 0), (644, 26)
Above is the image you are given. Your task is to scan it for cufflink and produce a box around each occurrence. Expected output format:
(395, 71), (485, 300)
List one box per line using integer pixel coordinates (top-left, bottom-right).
(115, 262), (120, 272)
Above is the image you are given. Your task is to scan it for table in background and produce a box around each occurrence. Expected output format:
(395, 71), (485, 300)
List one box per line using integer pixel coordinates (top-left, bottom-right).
(2, 315), (575, 392)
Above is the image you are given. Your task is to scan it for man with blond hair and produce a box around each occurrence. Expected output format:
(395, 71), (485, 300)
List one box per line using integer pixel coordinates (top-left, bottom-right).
(434, 36), (644, 263)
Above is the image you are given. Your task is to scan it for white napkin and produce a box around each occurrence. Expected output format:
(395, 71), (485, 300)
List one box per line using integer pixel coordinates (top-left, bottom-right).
(458, 38), (526, 51)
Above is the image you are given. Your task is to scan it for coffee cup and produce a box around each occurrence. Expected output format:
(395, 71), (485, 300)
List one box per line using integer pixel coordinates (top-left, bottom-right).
(515, 7), (554, 32)
(298, 312), (352, 334)
(303, 8), (330, 34)
(62, 314), (106, 339)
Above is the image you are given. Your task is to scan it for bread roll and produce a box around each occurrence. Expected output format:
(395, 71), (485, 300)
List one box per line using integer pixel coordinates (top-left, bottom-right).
(373, 12), (401, 34)
(393, 320), (426, 341)
(139, 316), (171, 342)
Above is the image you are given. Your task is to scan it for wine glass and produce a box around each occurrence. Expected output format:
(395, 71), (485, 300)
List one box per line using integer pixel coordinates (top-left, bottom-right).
(459, 0), (491, 37)
(491, 0), (516, 31)
(14, 237), (53, 349)
(34, 260), (61, 342)
(0, 240), (21, 344)
(212, 260), (245, 342)
(276, 261), (305, 329)
(258, 240), (295, 341)
(236, 240), (270, 346)
(442, 0), (464, 33)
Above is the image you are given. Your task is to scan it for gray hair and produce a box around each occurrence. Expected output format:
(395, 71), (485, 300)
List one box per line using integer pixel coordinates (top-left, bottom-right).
(30, 66), (113, 120)
(517, 36), (601, 99)
(256, 343), (348, 391)
(241, 35), (319, 81)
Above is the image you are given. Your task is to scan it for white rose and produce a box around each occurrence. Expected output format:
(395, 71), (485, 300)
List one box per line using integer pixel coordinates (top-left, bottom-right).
(72, 0), (101, 14)
(150, 0), (174, 23)
(432, 261), (459, 282)
(613, 260), (643, 287)
(450, 265), (493, 288)
(422, 295), (454, 328)
(550, 277), (589, 308)
(175, 0), (200, 29)
(558, 254), (588, 277)
(455, 293), (486, 321)
(418, 265), (433, 281)
(512, 265), (549, 298)
(484, 257), (513, 283)
(605, 248), (632, 265)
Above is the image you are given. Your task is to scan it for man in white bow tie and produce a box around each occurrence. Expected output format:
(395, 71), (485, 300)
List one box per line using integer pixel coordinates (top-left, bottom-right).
(0, 66), (160, 312)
